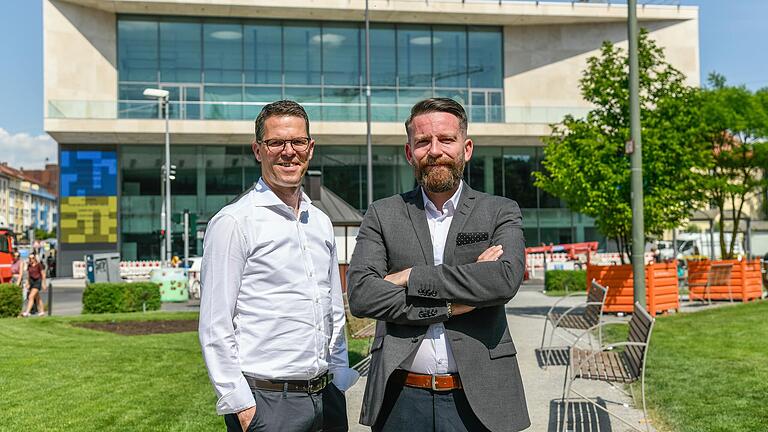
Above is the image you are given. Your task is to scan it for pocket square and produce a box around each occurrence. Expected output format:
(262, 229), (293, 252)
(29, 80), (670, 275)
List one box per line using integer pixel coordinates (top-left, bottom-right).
(456, 232), (489, 246)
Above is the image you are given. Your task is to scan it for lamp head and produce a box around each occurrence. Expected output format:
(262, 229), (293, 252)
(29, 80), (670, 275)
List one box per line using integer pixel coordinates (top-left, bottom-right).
(143, 88), (170, 99)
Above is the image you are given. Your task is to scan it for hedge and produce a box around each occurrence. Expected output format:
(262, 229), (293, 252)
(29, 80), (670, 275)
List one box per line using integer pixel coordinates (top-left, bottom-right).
(82, 282), (162, 314)
(0, 283), (22, 318)
(545, 270), (587, 292)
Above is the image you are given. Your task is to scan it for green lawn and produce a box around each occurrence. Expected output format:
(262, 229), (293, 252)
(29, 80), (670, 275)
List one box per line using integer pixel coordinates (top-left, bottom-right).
(602, 301), (768, 432)
(0, 312), (370, 431)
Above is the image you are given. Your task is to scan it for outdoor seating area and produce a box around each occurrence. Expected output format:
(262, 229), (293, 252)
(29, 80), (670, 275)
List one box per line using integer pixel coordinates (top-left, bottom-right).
(539, 280), (608, 368)
(686, 259), (763, 303)
(561, 302), (655, 432)
(586, 261), (680, 316)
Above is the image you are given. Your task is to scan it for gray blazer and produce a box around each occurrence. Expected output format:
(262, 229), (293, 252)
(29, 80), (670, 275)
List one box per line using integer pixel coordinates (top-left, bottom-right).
(347, 184), (530, 432)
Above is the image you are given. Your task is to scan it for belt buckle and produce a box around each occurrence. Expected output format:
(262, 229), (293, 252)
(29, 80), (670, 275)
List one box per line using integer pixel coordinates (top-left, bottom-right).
(309, 372), (329, 393)
(431, 374), (451, 392)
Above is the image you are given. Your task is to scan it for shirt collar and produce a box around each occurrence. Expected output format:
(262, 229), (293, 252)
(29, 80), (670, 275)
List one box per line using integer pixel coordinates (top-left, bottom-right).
(421, 181), (463, 216)
(253, 178), (312, 211)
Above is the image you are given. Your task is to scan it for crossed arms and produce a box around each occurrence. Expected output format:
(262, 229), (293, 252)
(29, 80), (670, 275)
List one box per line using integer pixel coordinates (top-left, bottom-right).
(347, 199), (525, 325)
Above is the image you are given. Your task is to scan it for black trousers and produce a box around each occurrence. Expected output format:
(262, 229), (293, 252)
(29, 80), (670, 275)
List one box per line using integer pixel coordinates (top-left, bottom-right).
(224, 383), (347, 432)
(372, 377), (491, 432)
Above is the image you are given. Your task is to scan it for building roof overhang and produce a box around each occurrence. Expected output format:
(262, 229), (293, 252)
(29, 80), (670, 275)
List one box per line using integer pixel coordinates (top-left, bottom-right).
(55, 0), (697, 26)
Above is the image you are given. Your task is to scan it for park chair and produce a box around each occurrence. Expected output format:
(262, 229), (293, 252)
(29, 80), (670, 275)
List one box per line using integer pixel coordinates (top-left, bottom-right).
(688, 262), (733, 304)
(540, 280), (608, 368)
(561, 302), (655, 432)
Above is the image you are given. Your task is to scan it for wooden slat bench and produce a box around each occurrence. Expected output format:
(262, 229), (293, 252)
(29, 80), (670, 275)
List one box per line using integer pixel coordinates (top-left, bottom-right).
(561, 302), (655, 432)
(540, 280), (608, 368)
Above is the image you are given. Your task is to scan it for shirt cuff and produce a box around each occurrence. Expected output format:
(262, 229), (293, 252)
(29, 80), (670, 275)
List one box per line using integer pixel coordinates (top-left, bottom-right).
(215, 376), (256, 415)
(331, 367), (360, 392)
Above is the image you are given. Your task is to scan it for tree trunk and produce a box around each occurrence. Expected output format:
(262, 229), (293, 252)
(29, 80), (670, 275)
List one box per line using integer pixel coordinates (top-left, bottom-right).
(718, 206), (727, 259)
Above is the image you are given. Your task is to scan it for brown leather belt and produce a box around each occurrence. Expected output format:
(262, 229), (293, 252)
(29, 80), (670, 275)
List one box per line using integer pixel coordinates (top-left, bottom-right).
(244, 371), (332, 393)
(403, 371), (462, 391)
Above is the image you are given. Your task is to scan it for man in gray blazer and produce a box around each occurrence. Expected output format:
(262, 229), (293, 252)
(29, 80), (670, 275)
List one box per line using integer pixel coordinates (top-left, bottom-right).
(348, 98), (530, 432)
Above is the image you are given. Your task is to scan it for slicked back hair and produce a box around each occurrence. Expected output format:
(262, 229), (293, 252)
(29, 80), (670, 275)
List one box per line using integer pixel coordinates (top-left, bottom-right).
(254, 100), (310, 142)
(405, 98), (468, 139)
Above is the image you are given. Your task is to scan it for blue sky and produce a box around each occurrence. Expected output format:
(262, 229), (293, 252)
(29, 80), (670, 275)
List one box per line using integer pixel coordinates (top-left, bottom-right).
(0, 0), (766, 169)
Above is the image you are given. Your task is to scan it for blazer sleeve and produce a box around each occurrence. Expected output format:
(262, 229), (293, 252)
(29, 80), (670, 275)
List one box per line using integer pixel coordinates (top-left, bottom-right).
(406, 199), (525, 307)
(347, 203), (450, 325)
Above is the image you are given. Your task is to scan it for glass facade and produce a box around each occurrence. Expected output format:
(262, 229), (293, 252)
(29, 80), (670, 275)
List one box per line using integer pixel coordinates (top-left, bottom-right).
(117, 143), (594, 259)
(111, 14), (597, 260)
(117, 16), (503, 122)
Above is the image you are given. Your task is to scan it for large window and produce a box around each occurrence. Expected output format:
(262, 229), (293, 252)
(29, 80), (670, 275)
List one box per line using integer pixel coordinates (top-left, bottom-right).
(118, 16), (504, 122)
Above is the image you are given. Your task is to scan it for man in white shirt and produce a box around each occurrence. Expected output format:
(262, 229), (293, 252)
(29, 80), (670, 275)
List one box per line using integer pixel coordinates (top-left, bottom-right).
(199, 100), (358, 432)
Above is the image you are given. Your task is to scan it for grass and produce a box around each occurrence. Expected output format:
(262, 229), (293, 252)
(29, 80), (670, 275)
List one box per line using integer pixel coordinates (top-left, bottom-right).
(0, 312), (371, 431)
(601, 301), (768, 432)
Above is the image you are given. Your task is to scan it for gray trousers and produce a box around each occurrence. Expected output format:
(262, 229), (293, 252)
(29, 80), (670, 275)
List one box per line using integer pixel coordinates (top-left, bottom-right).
(224, 383), (348, 432)
(372, 383), (491, 432)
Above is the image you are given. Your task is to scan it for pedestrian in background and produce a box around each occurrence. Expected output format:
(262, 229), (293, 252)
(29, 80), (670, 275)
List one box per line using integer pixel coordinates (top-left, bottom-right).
(11, 251), (27, 307)
(21, 254), (46, 317)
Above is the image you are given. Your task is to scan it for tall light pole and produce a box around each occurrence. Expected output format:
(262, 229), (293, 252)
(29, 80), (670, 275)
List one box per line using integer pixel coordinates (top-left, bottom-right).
(628, 0), (646, 309)
(144, 88), (173, 266)
(364, 0), (373, 207)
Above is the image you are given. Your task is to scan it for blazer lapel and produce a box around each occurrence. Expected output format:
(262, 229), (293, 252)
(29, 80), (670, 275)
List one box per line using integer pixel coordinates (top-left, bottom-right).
(405, 188), (435, 266)
(443, 183), (478, 265)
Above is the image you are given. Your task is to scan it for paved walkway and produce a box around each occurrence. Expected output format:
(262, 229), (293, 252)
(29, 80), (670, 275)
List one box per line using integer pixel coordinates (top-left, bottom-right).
(345, 280), (654, 432)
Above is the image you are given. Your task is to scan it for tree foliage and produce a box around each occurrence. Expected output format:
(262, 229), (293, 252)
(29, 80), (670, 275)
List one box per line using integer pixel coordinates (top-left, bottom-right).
(700, 74), (768, 259)
(534, 31), (710, 262)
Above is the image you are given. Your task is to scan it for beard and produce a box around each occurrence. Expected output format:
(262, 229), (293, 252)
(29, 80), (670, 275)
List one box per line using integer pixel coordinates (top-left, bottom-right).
(414, 154), (465, 193)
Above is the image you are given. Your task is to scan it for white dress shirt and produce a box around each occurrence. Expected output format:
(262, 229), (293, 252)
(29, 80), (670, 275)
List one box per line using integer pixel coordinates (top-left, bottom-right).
(402, 182), (464, 374)
(199, 178), (358, 415)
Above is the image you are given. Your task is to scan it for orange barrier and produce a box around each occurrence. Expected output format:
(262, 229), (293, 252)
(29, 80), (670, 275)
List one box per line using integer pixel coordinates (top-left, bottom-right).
(587, 262), (679, 316)
(687, 259), (763, 302)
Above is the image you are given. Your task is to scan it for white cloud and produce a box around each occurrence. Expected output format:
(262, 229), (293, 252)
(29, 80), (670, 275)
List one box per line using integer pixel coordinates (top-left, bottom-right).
(0, 128), (57, 170)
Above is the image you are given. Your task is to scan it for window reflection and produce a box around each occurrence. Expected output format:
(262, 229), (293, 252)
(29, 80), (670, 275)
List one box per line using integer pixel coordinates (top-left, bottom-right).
(204, 22), (243, 84)
(118, 16), (504, 122)
(159, 20), (201, 83)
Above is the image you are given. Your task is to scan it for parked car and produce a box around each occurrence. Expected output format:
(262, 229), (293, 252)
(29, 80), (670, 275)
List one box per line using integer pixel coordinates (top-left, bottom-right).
(184, 257), (202, 300)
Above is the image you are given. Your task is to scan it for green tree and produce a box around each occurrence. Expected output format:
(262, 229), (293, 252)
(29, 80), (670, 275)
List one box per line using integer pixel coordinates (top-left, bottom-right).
(700, 74), (768, 259)
(534, 31), (710, 263)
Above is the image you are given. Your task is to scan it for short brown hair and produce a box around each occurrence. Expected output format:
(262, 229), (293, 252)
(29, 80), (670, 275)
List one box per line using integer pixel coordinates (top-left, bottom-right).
(254, 100), (310, 142)
(405, 98), (468, 138)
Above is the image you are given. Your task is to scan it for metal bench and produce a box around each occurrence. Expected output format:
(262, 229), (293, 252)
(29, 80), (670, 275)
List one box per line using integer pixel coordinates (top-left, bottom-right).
(561, 301), (655, 432)
(540, 280), (608, 368)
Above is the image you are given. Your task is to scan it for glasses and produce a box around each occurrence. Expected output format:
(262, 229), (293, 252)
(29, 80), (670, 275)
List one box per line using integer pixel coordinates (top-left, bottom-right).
(259, 137), (311, 153)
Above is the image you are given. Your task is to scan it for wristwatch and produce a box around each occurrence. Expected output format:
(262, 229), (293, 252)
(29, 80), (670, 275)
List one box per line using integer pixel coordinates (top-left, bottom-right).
(446, 301), (453, 318)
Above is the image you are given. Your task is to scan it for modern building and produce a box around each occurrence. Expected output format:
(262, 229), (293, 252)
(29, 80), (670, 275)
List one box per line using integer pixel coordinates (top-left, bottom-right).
(44, 0), (702, 276)
(0, 163), (58, 238)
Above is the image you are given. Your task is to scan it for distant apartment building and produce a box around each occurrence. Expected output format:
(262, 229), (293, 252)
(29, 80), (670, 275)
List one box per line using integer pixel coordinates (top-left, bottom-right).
(44, 0), (701, 275)
(24, 163), (60, 197)
(0, 163), (58, 238)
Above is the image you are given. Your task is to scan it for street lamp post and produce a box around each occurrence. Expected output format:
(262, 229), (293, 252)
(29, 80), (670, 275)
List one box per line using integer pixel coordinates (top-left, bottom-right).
(628, 0), (646, 309)
(144, 88), (172, 266)
(364, 0), (373, 207)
